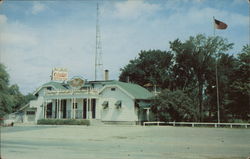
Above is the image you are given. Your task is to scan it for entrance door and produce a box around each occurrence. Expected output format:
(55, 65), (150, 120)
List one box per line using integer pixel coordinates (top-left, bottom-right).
(83, 99), (87, 119)
(46, 103), (52, 118)
(62, 100), (67, 118)
(91, 99), (96, 119)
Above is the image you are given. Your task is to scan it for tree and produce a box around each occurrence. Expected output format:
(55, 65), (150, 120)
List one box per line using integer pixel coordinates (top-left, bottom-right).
(227, 45), (250, 120)
(119, 50), (174, 89)
(0, 64), (14, 117)
(151, 89), (197, 122)
(9, 84), (26, 112)
(205, 53), (238, 121)
(0, 63), (35, 117)
(170, 34), (233, 121)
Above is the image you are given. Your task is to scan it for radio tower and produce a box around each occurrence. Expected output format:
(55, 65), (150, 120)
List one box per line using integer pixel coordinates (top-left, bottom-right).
(95, 3), (103, 81)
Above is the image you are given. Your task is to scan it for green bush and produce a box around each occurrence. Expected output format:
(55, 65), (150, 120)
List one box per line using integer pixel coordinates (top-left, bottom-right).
(37, 119), (90, 126)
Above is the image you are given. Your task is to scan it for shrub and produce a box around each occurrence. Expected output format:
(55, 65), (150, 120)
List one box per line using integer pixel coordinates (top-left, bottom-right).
(37, 119), (90, 126)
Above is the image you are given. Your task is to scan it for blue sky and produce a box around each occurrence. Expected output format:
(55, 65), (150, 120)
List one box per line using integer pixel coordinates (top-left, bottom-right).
(0, 0), (249, 94)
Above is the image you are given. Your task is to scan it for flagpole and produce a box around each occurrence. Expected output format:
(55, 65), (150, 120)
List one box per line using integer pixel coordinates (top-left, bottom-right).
(213, 16), (220, 123)
(213, 16), (215, 36)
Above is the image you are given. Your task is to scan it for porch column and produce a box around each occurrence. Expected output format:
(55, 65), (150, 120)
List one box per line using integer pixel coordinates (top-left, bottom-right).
(73, 98), (76, 119)
(56, 98), (58, 119)
(45, 100), (47, 119)
(43, 99), (46, 119)
(71, 98), (73, 119)
(146, 108), (150, 121)
(58, 98), (61, 119)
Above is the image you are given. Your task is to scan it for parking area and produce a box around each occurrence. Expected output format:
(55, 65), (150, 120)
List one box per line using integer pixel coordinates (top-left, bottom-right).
(1, 125), (250, 159)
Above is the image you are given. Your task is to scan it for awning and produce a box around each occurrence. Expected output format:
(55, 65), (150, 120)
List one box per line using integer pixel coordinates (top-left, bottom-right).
(102, 101), (109, 109)
(137, 101), (151, 108)
(115, 100), (122, 108)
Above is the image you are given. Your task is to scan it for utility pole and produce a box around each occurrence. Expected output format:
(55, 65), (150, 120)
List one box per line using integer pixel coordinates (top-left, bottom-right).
(95, 3), (103, 81)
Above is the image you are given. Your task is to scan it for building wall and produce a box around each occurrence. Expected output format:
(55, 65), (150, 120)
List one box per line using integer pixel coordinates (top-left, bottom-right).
(22, 82), (144, 123)
(23, 96), (44, 123)
(99, 86), (138, 122)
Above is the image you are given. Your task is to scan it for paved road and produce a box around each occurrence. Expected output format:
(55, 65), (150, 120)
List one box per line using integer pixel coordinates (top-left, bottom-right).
(1, 125), (250, 159)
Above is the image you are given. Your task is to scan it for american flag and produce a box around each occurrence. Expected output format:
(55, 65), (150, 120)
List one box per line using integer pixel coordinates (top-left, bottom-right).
(214, 18), (228, 30)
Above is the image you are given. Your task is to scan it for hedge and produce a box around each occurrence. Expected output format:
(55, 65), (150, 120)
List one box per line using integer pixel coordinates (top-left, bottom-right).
(37, 119), (90, 125)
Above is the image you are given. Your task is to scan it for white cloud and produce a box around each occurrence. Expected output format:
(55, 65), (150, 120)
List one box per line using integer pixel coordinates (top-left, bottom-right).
(0, 19), (38, 48)
(31, 2), (46, 15)
(0, 14), (7, 24)
(112, 0), (161, 19)
(0, 32), (38, 46)
(1, 1), (248, 94)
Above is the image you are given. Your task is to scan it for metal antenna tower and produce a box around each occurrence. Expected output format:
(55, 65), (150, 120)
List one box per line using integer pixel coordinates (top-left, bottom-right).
(95, 3), (103, 81)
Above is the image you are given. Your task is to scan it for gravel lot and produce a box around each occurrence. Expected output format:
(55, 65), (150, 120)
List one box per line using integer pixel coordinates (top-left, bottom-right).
(1, 125), (250, 159)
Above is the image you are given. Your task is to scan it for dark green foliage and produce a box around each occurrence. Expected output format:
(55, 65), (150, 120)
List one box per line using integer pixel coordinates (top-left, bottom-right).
(170, 34), (233, 121)
(120, 34), (249, 122)
(0, 63), (36, 117)
(151, 89), (197, 122)
(227, 45), (250, 120)
(37, 119), (90, 125)
(119, 50), (174, 89)
(0, 63), (14, 117)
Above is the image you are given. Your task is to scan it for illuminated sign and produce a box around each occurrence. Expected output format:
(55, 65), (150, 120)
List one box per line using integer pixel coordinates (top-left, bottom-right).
(51, 68), (68, 81)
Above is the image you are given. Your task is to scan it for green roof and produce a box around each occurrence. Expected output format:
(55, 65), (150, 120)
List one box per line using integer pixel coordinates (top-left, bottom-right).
(39, 80), (153, 100)
(42, 81), (67, 90)
(103, 81), (154, 99)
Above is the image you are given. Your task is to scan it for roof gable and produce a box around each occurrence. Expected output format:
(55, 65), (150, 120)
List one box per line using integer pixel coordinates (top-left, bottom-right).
(99, 81), (154, 100)
(33, 81), (67, 95)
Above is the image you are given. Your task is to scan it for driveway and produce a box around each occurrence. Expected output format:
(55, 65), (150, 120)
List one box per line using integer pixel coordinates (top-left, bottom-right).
(1, 125), (250, 159)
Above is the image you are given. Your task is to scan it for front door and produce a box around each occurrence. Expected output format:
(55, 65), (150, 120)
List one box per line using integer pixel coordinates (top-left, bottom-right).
(91, 99), (96, 119)
(62, 100), (67, 118)
(83, 99), (87, 119)
(46, 103), (52, 118)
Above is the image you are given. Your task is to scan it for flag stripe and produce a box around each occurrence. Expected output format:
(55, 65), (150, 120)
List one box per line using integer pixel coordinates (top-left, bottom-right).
(214, 18), (227, 30)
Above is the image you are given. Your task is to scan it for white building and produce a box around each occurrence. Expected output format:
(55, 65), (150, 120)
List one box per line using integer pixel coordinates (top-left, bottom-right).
(19, 76), (154, 125)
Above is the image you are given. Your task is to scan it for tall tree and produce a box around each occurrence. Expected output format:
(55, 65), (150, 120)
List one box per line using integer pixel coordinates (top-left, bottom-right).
(0, 64), (14, 117)
(119, 50), (174, 89)
(205, 53), (238, 121)
(151, 89), (197, 122)
(228, 45), (250, 120)
(170, 34), (233, 121)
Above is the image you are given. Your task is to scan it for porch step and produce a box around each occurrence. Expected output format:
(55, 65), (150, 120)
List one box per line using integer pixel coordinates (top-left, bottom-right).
(89, 119), (105, 126)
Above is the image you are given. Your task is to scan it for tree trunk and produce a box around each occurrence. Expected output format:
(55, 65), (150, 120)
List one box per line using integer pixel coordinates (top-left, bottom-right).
(198, 81), (204, 122)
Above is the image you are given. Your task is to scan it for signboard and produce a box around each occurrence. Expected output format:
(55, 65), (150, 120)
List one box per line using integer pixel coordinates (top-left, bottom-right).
(68, 77), (85, 89)
(51, 68), (68, 81)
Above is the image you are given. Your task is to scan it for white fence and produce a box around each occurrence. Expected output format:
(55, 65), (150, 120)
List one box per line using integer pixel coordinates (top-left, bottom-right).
(143, 121), (250, 128)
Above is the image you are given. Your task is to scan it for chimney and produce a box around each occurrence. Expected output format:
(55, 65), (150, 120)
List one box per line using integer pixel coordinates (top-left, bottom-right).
(104, 70), (109, 81)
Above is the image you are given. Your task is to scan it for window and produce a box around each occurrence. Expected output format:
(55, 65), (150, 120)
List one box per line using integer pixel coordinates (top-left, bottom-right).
(111, 88), (116, 91)
(115, 100), (122, 109)
(102, 101), (109, 109)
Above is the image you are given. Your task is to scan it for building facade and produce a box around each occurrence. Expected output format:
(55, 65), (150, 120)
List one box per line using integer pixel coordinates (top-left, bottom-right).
(20, 78), (154, 124)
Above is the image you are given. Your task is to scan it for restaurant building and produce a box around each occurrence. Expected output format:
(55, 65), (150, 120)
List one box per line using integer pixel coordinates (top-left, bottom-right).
(19, 68), (154, 124)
